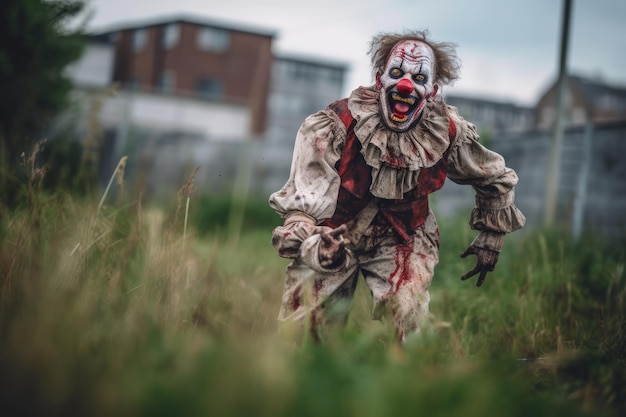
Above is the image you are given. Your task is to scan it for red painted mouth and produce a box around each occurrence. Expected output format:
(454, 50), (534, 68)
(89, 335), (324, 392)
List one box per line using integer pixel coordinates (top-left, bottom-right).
(389, 92), (417, 123)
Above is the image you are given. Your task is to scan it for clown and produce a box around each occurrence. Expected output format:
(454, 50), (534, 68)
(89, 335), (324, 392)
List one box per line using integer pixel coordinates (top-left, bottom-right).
(269, 30), (526, 342)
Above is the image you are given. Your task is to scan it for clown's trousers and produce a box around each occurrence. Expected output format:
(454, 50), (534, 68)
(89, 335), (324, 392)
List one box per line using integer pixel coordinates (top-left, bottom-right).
(278, 211), (440, 342)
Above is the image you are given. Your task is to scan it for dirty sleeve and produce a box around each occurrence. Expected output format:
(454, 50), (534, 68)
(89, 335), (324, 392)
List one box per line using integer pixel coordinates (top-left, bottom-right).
(445, 107), (526, 251)
(269, 109), (345, 223)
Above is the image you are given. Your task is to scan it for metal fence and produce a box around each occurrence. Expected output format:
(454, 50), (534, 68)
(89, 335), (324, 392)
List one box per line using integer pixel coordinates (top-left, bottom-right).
(102, 118), (626, 240)
(490, 120), (626, 239)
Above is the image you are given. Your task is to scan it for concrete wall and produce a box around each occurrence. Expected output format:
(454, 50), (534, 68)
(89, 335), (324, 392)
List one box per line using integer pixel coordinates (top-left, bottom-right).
(63, 87), (253, 200)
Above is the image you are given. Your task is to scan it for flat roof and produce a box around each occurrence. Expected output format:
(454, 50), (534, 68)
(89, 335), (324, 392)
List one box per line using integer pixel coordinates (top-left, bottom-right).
(274, 52), (350, 71)
(91, 13), (277, 38)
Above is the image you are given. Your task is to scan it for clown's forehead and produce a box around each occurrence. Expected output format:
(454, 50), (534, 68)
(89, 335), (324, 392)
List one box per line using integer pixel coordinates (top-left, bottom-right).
(388, 40), (435, 66)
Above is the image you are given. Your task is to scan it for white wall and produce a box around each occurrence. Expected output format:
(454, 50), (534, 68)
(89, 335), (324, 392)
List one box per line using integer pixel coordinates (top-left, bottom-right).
(65, 43), (115, 88)
(100, 90), (251, 141)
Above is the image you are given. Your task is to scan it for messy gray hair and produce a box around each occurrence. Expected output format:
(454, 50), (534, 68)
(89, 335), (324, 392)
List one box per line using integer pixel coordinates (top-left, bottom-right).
(368, 29), (461, 86)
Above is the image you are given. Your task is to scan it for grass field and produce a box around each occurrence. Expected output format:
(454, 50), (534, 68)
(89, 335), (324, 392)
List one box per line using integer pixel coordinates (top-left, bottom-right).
(1, 164), (625, 417)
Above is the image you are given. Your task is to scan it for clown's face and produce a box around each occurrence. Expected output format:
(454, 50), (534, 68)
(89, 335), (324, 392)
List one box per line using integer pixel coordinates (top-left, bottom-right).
(376, 40), (438, 132)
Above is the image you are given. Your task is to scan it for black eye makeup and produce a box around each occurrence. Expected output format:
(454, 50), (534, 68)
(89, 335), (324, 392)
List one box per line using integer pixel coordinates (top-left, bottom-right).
(389, 68), (403, 78)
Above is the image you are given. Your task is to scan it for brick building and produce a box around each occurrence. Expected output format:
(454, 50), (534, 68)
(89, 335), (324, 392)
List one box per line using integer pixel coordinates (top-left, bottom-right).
(92, 15), (276, 135)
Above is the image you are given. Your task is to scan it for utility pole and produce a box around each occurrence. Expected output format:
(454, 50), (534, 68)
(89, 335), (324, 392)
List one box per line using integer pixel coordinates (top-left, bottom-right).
(544, 0), (573, 227)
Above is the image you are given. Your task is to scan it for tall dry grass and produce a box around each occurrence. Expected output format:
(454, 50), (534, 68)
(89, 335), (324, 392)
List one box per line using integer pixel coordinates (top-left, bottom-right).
(0, 142), (624, 416)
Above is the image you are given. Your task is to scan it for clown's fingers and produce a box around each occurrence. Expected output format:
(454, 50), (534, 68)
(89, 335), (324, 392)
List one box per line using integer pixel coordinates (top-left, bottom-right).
(461, 264), (481, 281)
(460, 246), (476, 258)
(476, 270), (489, 287)
(330, 224), (348, 237)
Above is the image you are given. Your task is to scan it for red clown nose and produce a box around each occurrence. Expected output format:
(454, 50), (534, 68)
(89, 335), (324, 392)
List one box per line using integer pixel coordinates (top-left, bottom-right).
(396, 78), (414, 94)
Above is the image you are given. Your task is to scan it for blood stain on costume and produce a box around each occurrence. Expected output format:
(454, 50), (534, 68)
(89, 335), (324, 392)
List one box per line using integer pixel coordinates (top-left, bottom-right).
(313, 278), (324, 299)
(309, 310), (320, 342)
(315, 134), (329, 155)
(290, 286), (303, 311)
(384, 154), (406, 168)
(389, 240), (416, 291)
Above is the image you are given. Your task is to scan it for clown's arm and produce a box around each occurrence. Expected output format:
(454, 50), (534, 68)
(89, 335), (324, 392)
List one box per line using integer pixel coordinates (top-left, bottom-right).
(445, 108), (526, 286)
(268, 109), (349, 271)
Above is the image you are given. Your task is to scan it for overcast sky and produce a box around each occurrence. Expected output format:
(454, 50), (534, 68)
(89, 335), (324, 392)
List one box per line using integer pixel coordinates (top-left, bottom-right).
(85, 0), (626, 106)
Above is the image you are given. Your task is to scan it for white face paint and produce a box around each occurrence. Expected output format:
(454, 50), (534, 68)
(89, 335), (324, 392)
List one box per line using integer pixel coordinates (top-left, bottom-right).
(376, 40), (438, 132)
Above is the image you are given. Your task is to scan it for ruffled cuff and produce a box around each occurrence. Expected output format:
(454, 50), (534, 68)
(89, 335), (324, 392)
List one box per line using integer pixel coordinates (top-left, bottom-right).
(285, 211), (317, 226)
(271, 219), (317, 259)
(469, 204), (526, 233)
(298, 233), (351, 274)
(471, 230), (505, 252)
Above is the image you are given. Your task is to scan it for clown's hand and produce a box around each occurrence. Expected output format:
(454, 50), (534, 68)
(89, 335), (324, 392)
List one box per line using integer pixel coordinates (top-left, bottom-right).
(316, 224), (350, 269)
(460, 245), (500, 287)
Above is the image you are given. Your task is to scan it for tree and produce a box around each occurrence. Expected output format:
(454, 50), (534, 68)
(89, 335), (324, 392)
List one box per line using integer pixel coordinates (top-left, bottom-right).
(0, 0), (87, 207)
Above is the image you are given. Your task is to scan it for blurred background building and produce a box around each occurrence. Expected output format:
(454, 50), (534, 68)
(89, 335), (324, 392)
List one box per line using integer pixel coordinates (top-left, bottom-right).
(92, 15), (274, 136)
(535, 74), (626, 128)
(443, 95), (534, 138)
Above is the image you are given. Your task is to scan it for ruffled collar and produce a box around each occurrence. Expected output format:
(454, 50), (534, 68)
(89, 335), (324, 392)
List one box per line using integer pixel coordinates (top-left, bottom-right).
(347, 86), (451, 199)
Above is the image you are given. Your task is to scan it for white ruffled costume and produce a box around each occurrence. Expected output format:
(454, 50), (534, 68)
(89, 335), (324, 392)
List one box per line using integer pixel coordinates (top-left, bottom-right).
(269, 86), (525, 341)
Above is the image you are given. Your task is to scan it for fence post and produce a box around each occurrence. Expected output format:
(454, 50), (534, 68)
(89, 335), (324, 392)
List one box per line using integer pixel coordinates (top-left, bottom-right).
(571, 122), (593, 239)
(544, 0), (573, 227)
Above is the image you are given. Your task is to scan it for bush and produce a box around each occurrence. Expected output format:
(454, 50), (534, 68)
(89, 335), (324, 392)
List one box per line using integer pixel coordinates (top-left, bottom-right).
(192, 194), (280, 235)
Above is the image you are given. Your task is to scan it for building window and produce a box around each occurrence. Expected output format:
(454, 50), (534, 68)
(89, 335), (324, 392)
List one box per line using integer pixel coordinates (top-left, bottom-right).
(162, 23), (180, 49)
(292, 63), (312, 81)
(157, 71), (176, 93)
(195, 77), (223, 99)
(328, 68), (343, 85)
(197, 27), (230, 52)
(132, 29), (148, 52)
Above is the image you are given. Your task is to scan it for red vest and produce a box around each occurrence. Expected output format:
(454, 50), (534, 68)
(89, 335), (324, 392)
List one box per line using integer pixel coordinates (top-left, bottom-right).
(322, 98), (456, 241)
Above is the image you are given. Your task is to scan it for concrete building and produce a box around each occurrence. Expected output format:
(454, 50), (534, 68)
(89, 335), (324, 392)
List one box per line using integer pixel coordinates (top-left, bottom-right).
(259, 53), (348, 195)
(444, 94), (534, 137)
(267, 53), (348, 142)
